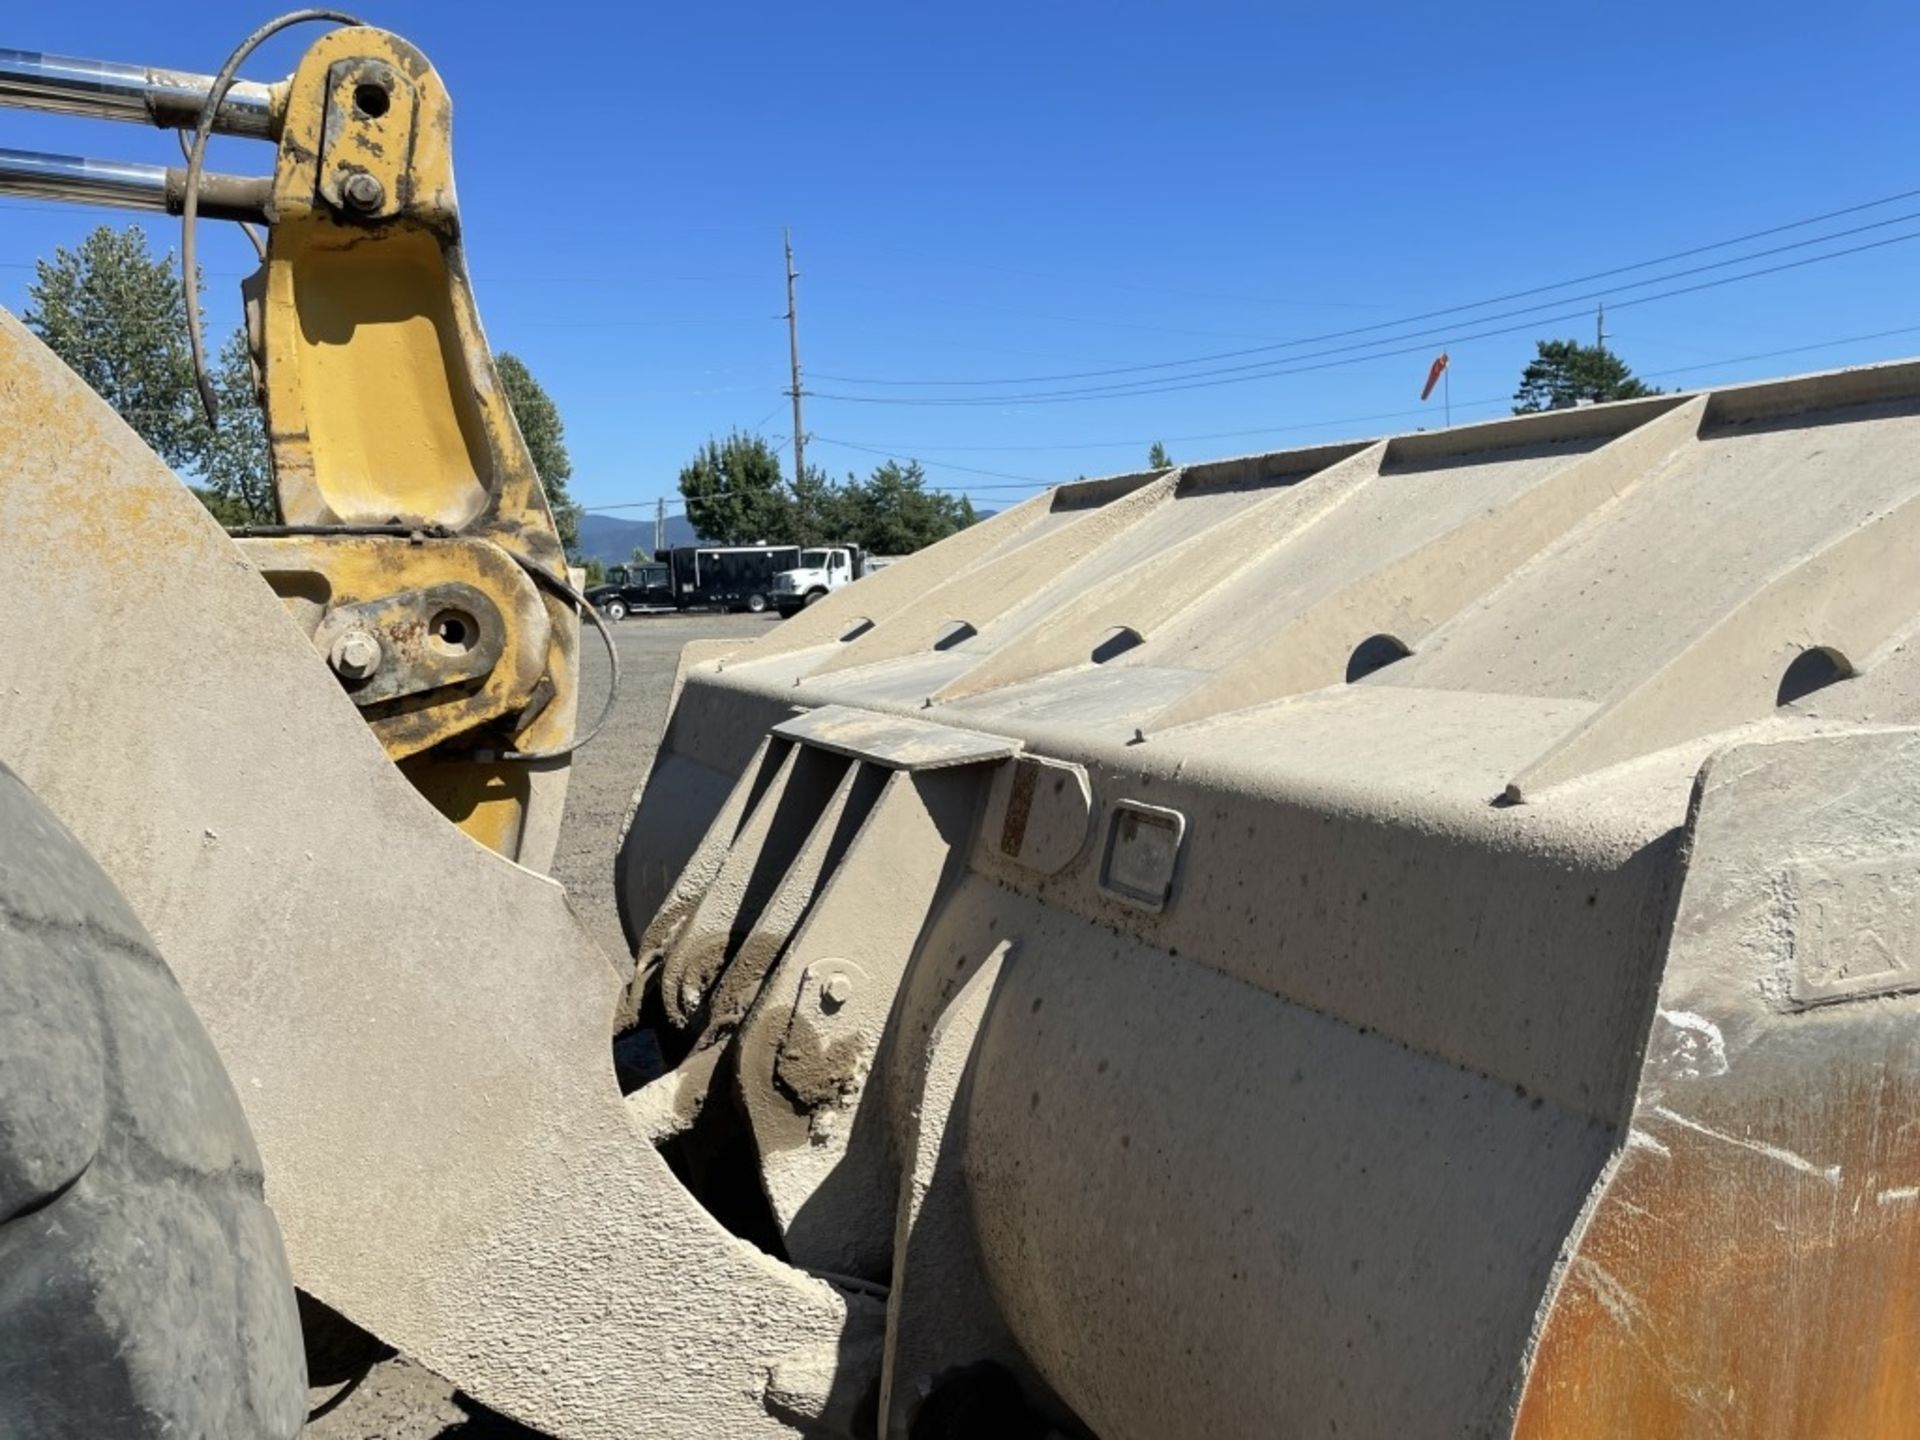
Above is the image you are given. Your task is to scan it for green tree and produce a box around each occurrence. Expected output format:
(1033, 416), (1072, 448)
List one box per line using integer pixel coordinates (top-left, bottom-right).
(1513, 339), (1659, 413)
(676, 437), (976, 553)
(197, 329), (276, 523)
(25, 224), (205, 470)
(785, 464), (857, 546)
(840, 460), (974, 554)
(27, 222), (278, 524)
(1148, 441), (1173, 469)
(495, 351), (580, 553)
(678, 432), (790, 543)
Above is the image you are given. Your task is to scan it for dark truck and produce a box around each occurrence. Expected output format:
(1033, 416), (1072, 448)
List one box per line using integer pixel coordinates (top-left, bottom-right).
(584, 562), (674, 621)
(666, 545), (801, 614)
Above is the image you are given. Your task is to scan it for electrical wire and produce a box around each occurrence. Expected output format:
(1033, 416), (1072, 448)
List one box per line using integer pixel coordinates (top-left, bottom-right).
(777, 321), (1920, 495)
(812, 185), (1920, 389)
(584, 498), (691, 514)
(820, 220), (1920, 403)
(811, 228), (1920, 407)
(807, 435), (1045, 484)
(749, 317), (1920, 459)
(564, 320), (1920, 511)
(183, 9), (363, 425)
(744, 400), (786, 434)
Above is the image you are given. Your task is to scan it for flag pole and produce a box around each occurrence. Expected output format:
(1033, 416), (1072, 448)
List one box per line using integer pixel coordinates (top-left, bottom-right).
(1444, 353), (1451, 428)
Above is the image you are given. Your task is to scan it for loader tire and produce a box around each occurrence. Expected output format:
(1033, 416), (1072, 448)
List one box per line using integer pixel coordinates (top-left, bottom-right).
(0, 764), (306, 1439)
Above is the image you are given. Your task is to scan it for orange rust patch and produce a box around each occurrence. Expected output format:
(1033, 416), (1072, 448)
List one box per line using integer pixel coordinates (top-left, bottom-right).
(1514, 1062), (1920, 1438)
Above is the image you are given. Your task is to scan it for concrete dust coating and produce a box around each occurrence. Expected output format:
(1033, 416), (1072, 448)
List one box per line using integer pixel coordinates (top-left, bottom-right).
(548, 614), (775, 965)
(304, 611), (776, 1440)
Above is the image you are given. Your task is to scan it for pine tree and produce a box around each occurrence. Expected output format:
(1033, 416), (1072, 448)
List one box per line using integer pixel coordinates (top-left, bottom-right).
(1513, 340), (1659, 413)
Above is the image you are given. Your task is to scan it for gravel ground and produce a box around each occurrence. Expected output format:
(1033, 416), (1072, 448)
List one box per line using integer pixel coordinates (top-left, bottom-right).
(304, 610), (776, 1440)
(547, 611), (772, 965)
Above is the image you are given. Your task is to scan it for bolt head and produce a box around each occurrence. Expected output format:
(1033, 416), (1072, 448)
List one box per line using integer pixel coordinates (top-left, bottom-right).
(341, 171), (386, 212)
(329, 630), (383, 680)
(821, 973), (853, 1009)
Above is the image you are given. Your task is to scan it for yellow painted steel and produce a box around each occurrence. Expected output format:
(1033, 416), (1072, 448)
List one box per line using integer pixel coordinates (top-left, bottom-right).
(237, 534), (553, 760)
(239, 28), (578, 860)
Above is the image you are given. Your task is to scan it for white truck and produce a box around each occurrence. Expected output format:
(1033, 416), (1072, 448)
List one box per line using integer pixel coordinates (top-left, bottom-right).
(769, 545), (866, 617)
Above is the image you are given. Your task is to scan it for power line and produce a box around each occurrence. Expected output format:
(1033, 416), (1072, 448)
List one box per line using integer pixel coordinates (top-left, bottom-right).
(807, 435), (1046, 484)
(583, 497), (688, 513)
(809, 269), (1314, 343)
(508, 316), (773, 329)
(811, 186), (1920, 389)
(557, 321), (1920, 518)
(574, 321), (1920, 516)
(822, 217), (1920, 403)
(838, 238), (1397, 313)
(744, 400), (786, 434)
(807, 321), (1920, 464)
(810, 227), (1920, 407)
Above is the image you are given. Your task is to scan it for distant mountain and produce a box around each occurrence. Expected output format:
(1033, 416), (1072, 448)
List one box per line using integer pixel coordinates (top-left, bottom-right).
(576, 510), (702, 565)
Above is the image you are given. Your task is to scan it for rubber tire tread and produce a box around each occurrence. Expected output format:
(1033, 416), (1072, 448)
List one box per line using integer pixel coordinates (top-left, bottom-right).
(0, 763), (306, 1438)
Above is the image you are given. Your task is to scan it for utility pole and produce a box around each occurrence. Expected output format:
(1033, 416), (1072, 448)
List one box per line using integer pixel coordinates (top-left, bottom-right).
(654, 496), (665, 557)
(784, 228), (805, 487)
(1596, 301), (1608, 354)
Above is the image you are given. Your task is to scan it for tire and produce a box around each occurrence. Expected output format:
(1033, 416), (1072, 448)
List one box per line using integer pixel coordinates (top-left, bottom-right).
(746, 592), (769, 614)
(602, 599), (628, 622)
(0, 764), (306, 1439)
(803, 589), (827, 608)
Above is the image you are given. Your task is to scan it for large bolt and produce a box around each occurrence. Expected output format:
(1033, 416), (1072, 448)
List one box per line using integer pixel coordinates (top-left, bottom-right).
(328, 629), (383, 681)
(341, 171), (386, 212)
(820, 972), (853, 1010)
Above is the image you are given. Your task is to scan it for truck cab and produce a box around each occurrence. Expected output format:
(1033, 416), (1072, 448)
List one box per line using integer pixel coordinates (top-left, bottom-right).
(770, 546), (864, 617)
(585, 562), (674, 621)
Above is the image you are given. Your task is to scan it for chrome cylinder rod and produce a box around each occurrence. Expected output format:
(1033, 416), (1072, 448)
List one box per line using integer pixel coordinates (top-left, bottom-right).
(0, 148), (271, 223)
(0, 49), (276, 138)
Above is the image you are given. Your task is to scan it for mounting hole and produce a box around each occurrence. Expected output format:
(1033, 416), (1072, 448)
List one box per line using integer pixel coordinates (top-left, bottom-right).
(353, 81), (391, 119)
(932, 620), (977, 652)
(1777, 645), (1854, 707)
(1346, 632), (1411, 682)
(1091, 626), (1143, 665)
(429, 609), (477, 655)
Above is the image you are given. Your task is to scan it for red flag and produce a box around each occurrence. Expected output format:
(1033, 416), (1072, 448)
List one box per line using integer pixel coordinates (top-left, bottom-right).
(1420, 352), (1450, 401)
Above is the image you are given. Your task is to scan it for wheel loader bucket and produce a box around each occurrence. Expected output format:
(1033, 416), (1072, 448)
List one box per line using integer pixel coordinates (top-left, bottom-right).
(9, 20), (1919, 1437)
(616, 363), (1920, 1438)
(12, 262), (1920, 1434)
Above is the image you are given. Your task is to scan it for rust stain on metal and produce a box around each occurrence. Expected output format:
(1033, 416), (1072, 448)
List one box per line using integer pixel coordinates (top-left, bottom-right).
(1515, 1062), (1920, 1439)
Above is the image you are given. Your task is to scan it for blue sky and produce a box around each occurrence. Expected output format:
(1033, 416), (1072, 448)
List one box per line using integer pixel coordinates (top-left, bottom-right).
(5, 1), (1918, 520)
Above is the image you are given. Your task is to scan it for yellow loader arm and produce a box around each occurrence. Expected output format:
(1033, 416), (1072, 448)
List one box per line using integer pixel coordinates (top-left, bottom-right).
(2, 25), (590, 866)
